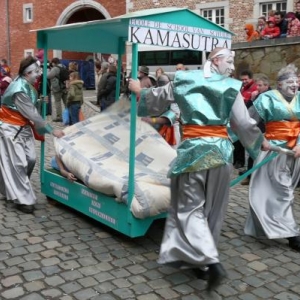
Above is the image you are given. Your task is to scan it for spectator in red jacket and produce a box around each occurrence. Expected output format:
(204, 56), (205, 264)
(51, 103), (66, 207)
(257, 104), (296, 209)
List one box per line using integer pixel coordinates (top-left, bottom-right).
(240, 70), (258, 107)
(233, 70), (258, 170)
(261, 17), (280, 39)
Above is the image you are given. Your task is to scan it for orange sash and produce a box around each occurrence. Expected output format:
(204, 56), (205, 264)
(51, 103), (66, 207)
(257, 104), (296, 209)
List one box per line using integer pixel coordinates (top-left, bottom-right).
(265, 121), (300, 148)
(159, 125), (176, 145)
(0, 106), (28, 126)
(0, 106), (45, 141)
(182, 124), (228, 140)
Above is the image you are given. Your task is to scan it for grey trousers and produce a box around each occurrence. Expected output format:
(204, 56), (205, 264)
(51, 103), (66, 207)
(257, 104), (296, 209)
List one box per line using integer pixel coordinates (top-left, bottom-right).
(53, 90), (67, 119)
(158, 164), (232, 267)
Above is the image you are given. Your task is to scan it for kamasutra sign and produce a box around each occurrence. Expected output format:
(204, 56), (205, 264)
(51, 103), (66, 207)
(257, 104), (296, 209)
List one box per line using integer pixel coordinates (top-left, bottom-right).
(128, 18), (232, 52)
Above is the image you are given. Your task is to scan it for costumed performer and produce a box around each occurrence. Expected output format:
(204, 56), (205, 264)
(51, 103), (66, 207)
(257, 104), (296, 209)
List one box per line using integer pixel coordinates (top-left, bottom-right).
(129, 47), (270, 291)
(0, 56), (64, 213)
(245, 64), (300, 251)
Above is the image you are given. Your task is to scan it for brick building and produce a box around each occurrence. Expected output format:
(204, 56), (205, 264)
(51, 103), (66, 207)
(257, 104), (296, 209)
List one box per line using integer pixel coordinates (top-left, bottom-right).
(0, 0), (126, 75)
(0, 0), (299, 75)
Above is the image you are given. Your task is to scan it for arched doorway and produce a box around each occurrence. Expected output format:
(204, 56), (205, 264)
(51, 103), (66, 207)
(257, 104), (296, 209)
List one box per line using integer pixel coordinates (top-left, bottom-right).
(53, 1), (111, 89)
(54, 0), (110, 60)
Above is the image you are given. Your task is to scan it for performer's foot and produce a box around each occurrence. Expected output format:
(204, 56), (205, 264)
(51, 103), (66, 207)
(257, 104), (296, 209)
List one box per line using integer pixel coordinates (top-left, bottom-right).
(192, 268), (209, 280)
(16, 204), (35, 214)
(288, 236), (300, 251)
(207, 263), (227, 291)
(0, 193), (6, 200)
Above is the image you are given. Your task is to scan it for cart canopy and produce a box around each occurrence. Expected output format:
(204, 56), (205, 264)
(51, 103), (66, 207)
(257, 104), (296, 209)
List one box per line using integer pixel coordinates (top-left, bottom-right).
(34, 7), (234, 54)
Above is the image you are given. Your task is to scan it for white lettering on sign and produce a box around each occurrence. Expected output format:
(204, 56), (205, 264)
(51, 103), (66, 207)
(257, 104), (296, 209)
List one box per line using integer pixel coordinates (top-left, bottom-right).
(91, 200), (101, 209)
(81, 188), (98, 200)
(89, 207), (116, 225)
(53, 190), (69, 200)
(50, 182), (69, 194)
(128, 19), (231, 52)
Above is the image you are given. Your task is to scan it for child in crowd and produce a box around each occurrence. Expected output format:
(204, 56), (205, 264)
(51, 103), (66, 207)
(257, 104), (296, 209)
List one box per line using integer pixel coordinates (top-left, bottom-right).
(261, 17), (280, 39)
(268, 10), (276, 17)
(256, 16), (267, 37)
(286, 12), (300, 37)
(244, 23), (260, 42)
(66, 71), (84, 125)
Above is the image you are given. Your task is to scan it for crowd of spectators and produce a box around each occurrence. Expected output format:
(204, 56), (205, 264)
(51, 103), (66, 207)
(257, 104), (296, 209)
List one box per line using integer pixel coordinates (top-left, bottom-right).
(245, 2), (300, 42)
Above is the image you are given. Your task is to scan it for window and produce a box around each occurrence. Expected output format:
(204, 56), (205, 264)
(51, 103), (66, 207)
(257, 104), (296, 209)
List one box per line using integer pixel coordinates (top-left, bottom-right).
(201, 8), (225, 27)
(23, 4), (33, 23)
(196, 1), (231, 29)
(260, 1), (287, 17)
(24, 49), (34, 58)
(138, 50), (202, 67)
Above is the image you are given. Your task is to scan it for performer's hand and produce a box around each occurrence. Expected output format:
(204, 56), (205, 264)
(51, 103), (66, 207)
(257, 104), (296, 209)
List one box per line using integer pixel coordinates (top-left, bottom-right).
(292, 145), (300, 158)
(52, 129), (65, 138)
(128, 79), (142, 96)
(141, 117), (151, 124)
(41, 96), (49, 103)
(251, 90), (259, 100)
(261, 139), (271, 151)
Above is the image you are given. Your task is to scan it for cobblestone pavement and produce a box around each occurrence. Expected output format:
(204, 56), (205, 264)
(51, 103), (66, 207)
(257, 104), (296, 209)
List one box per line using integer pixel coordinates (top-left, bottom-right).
(1, 90), (300, 300)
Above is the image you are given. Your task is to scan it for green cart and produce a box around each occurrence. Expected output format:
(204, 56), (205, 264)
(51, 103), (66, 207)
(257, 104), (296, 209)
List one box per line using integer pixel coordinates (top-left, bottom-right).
(36, 7), (233, 238)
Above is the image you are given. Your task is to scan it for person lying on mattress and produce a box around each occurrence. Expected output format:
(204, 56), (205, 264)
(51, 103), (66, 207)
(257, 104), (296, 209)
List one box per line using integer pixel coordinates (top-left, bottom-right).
(50, 155), (77, 182)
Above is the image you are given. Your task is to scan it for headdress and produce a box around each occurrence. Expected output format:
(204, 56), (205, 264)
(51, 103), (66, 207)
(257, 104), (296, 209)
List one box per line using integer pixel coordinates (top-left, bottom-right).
(203, 48), (234, 78)
(277, 64), (298, 82)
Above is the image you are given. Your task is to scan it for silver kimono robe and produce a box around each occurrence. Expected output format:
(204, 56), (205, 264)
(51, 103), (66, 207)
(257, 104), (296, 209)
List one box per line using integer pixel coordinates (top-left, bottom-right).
(245, 90), (300, 239)
(138, 70), (264, 267)
(0, 76), (53, 205)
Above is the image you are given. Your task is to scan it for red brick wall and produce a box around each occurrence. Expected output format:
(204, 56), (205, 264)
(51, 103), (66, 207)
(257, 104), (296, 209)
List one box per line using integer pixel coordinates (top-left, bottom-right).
(0, 1), (8, 65)
(3, 0), (126, 76)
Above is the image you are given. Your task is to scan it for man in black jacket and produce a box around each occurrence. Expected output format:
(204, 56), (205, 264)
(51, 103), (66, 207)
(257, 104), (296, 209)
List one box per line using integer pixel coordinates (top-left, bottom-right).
(274, 11), (288, 37)
(97, 65), (117, 111)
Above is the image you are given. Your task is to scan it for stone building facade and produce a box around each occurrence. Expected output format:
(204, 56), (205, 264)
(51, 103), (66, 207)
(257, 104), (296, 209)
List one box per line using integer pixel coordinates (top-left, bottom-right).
(127, 0), (297, 43)
(233, 37), (300, 87)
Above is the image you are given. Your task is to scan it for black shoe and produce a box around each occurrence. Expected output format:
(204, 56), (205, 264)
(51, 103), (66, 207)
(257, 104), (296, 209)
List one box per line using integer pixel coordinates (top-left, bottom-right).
(288, 236), (300, 251)
(192, 268), (209, 280)
(234, 162), (244, 169)
(207, 263), (227, 291)
(53, 118), (63, 122)
(16, 204), (35, 214)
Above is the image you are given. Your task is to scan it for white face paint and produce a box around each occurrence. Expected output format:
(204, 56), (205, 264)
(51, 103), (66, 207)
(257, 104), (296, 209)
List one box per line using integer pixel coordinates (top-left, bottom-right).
(279, 76), (299, 98)
(26, 68), (41, 85)
(216, 55), (235, 77)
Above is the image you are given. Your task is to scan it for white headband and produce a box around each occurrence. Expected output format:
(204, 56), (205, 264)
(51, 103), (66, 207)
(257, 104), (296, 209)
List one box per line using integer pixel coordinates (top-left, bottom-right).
(23, 62), (40, 74)
(203, 49), (234, 78)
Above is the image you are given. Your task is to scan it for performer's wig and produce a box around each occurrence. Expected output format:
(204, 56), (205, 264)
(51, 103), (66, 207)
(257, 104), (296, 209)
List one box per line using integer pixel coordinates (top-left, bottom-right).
(18, 56), (39, 76)
(277, 64), (298, 82)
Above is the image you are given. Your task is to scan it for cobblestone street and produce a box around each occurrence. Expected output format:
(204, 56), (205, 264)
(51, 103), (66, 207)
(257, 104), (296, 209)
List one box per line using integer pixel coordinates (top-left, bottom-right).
(1, 91), (300, 300)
